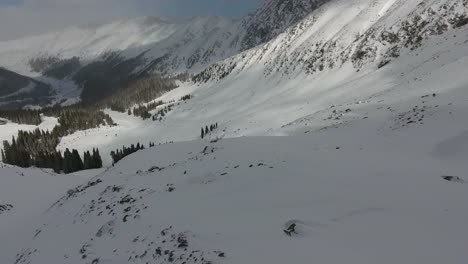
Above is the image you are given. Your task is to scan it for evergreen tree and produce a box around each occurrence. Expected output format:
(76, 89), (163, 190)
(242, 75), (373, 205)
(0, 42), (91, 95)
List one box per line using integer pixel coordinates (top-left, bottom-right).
(83, 151), (91, 170)
(53, 151), (63, 173)
(72, 149), (84, 172)
(92, 148), (102, 168)
(63, 149), (73, 173)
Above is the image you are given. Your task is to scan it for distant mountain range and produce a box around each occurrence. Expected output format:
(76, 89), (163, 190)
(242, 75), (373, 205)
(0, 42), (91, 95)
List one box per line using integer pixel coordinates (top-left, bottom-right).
(0, 0), (332, 108)
(0, 0), (467, 109)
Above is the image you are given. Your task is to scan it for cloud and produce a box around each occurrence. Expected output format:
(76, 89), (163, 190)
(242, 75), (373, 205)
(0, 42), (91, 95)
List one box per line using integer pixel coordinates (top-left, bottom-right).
(0, 0), (263, 41)
(0, 0), (141, 40)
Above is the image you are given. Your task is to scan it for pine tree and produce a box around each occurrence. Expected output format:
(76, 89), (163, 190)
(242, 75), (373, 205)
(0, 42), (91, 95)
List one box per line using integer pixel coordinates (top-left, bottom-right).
(63, 148), (73, 173)
(92, 148), (102, 168)
(53, 151), (63, 173)
(72, 149), (84, 172)
(83, 151), (91, 169)
(201, 128), (205, 139)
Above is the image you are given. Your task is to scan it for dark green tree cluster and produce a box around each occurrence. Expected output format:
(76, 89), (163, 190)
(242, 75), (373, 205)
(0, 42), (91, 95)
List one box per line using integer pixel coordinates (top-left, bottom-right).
(83, 148), (103, 170)
(1, 103), (115, 136)
(180, 94), (192, 101)
(2, 137), (31, 168)
(110, 143), (145, 165)
(149, 142), (155, 148)
(33, 150), (63, 173)
(11, 129), (58, 155)
(63, 149), (83, 173)
(152, 103), (174, 122)
(104, 75), (181, 113)
(1, 135), (102, 173)
(52, 109), (114, 137)
(201, 123), (218, 139)
(0, 110), (42, 125)
(132, 100), (164, 120)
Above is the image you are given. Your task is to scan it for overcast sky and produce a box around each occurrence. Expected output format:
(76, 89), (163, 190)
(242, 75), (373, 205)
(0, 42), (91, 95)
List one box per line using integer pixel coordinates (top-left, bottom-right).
(0, 0), (263, 41)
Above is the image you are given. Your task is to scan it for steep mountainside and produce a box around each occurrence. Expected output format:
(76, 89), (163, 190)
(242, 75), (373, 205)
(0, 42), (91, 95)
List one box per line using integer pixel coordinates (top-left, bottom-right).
(0, 68), (53, 109)
(0, 0), (332, 107)
(196, 0), (468, 81)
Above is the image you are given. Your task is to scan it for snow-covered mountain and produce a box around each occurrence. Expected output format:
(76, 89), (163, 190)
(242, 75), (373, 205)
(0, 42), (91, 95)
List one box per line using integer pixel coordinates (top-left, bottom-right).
(0, 67), (53, 109)
(0, 0), (333, 107)
(2, 0), (468, 263)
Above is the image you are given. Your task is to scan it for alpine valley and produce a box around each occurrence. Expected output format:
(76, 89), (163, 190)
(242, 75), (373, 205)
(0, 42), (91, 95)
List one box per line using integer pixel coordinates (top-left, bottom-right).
(1, 0), (468, 264)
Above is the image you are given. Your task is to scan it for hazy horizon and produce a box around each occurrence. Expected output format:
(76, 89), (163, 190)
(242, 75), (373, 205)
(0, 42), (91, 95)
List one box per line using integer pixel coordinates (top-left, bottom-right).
(0, 0), (263, 41)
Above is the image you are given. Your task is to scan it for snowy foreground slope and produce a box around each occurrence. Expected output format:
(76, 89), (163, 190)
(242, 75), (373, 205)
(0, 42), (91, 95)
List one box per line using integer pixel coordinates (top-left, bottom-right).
(0, 162), (100, 263)
(11, 125), (468, 264)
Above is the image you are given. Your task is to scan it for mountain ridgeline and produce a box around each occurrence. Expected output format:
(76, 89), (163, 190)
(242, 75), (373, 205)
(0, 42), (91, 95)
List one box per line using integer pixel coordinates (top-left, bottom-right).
(0, 0), (332, 108)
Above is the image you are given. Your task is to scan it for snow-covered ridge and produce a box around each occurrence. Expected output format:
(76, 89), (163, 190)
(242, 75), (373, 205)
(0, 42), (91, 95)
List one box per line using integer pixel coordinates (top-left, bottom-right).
(195, 0), (468, 82)
(0, 15), (236, 76)
(0, 0), (331, 100)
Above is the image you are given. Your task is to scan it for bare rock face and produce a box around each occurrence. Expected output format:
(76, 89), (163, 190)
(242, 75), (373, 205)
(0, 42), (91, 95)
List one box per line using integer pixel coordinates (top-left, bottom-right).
(240, 0), (330, 50)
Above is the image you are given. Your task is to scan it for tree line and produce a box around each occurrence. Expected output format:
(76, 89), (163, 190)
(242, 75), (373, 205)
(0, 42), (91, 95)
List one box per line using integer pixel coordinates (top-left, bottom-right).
(0, 103), (115, 131)
(152, 102), (175, 122)
(1, 130), (102, 173)
(52, 109), (114, 137)
(201, 123), (218, 139)
(110, 142), (149, 165)
(0, 110), (42, 125)
(104, 75), (181, 113)
(0, 105), (114, 173)
(129, 100), (164, 120)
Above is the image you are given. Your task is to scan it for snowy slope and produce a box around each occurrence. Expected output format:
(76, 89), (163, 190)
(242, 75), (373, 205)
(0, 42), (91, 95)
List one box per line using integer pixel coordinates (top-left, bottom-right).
(12, 124), (468, 264)
(2, 0), (468, 263)
(0, 162), (101, 262)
